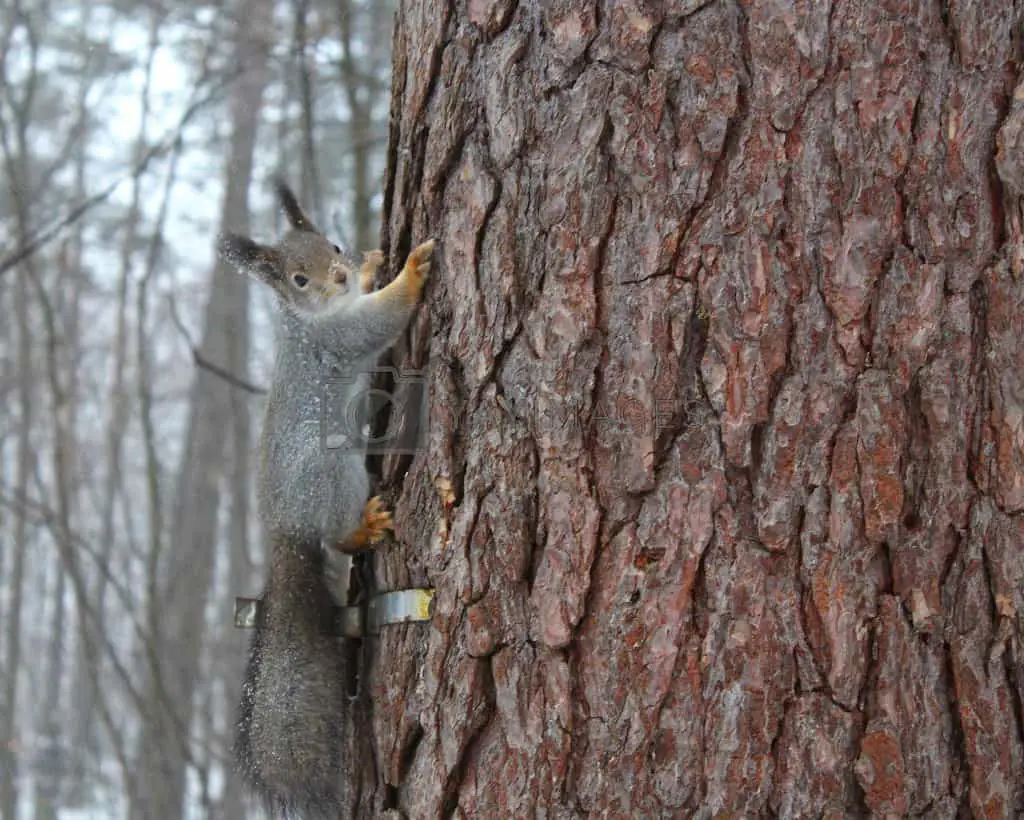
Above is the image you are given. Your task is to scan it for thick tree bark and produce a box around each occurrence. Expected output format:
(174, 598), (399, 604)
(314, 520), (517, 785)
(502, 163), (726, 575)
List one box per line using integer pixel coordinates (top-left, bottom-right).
(353, 1), (1024, 818)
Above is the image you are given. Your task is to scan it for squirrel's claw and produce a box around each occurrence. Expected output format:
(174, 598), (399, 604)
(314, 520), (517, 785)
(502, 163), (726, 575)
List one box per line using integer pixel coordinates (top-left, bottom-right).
(368, 238), (434, 309)
(409, 239), (434, 263)
(360, 250), (385, 293)
(346, 496), (394, 550)
(402, 240), (434, 303)
(408, 240), (434, 279)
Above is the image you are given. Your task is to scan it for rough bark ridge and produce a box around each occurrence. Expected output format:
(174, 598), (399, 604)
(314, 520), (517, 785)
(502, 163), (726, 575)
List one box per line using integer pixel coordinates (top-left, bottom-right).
(359, 0), (1024, 816)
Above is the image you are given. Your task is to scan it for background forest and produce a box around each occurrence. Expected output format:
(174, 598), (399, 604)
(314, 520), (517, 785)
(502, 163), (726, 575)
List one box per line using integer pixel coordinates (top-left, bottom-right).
(0, 0), (394, 816)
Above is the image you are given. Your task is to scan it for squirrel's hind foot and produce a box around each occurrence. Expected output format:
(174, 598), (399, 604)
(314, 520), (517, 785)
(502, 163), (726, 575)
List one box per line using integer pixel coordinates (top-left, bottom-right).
(344, 495), (394, 550)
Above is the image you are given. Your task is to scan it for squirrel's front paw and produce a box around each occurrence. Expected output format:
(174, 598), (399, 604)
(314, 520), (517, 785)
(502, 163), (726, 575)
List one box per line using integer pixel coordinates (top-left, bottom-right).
(402, 239), (434, 303)
(346, 496), (394, 550)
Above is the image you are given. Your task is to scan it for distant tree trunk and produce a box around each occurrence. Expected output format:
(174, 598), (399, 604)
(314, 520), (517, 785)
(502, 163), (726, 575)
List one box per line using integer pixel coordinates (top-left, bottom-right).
(294, 0), (326, 230)
(0, 266), (32, 820)
(69, 13), (164, 798)
(355, 1), (1024, 817)
(35, 567), (66, 820)
(129, 0), (270, 815)
(215, 126), (258, 820)
(337, 0), (394, 256)
(1, 25), (46, 811)
(338, 0), (376, 253)
(215, 356), (254, 820)
(32, 224), (87, 820)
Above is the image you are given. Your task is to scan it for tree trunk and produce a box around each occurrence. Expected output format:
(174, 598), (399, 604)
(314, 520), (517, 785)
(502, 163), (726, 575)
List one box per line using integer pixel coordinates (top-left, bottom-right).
(215, 360), (254, 820)
(129, 1), (270, 814)
(356, 1), (1024, 817)
(215, 125), (258, 820)
(1, 24), (46, 812)
(34, 567), (66, 820)
(338, 0), (385, 254)
(69, 13), (164, 797)
(1, 266), (33, 820)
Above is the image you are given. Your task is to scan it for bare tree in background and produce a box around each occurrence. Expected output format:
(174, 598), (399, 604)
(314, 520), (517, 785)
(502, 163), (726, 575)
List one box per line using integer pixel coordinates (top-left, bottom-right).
(129, 5), (274, 817)
(66, 12), (167, 796)
(283, 0), (394, 253)
(338, 0), (393, 253)
(293, 0), (326, 227)
(214, 326), (256, 820)
(1, 8), (50, 814)
(351, 1), (1024, 816)
(0, 0), (399, 814)
(0, 229), (33, 820)
(34, 222), (88, 819)
(127, 5), (277, 818)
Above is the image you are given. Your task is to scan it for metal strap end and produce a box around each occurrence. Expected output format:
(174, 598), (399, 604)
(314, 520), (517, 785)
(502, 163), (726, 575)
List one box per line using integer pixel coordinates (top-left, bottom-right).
(234, 597), (261, 629)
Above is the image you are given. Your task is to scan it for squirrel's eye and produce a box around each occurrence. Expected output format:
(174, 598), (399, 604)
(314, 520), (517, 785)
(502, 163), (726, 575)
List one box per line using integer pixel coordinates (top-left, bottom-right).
(332, 244), (341, 254)
(291, 273), (310, 289)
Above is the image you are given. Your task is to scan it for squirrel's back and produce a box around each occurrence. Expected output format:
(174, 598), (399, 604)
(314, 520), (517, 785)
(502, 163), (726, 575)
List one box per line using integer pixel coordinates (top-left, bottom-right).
(235, 535), (349, 819)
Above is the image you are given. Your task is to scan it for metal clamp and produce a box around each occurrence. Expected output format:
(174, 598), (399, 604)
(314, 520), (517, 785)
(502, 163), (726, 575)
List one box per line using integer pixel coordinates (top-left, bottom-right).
(233, 588), (434, 637)
(366, 589), (434, 633)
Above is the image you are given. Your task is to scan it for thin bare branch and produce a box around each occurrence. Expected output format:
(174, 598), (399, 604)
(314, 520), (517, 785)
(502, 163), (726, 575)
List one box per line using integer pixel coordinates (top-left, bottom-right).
(0, 68), (242, 278)
(166, 292), (268, 396)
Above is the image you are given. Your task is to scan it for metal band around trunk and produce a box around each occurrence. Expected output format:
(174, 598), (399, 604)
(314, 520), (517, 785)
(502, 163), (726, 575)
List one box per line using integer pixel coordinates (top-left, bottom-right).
(233, 588), (434, 637)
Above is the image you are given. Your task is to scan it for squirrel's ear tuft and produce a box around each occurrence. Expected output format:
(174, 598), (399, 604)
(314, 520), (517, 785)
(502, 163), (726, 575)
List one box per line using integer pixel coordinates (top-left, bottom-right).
(218, 233), (283, 282)
(272, 176), (320, 234)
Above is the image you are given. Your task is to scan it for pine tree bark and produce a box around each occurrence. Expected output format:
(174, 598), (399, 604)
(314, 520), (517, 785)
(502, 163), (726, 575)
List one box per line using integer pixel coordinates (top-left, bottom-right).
(360, 1), (1024, 817)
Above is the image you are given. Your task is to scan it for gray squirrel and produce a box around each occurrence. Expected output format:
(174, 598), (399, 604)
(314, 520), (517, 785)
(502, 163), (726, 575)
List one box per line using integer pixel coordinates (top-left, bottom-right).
(218, 179), (433, 818)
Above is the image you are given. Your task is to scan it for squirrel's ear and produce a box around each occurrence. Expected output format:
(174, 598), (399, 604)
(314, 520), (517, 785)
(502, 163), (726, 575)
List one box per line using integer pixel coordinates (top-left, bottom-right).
(272, 176), (320, 234)
(218, 233), (283, 283)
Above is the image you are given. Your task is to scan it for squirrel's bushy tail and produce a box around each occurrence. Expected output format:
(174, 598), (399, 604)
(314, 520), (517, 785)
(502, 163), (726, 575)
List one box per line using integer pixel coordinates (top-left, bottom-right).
(234, 536), (349, 819)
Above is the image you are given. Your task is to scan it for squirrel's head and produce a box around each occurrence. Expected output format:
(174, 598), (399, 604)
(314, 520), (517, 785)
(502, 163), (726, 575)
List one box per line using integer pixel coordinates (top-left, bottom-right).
(218, 178), (359, 315)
